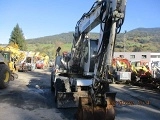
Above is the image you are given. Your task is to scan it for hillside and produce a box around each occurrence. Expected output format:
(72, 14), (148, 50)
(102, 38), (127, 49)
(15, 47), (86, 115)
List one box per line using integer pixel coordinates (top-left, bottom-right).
(26, 27), (160, 58)
(26, 32), (99, 44)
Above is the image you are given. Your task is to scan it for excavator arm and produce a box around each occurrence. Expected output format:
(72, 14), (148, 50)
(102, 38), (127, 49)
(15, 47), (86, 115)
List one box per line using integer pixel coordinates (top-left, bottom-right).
(72, 0), (126, 64)
(74, 0), (126, 120)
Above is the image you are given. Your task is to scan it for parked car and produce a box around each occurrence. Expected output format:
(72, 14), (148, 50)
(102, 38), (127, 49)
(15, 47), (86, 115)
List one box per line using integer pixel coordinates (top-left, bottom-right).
(36, 60), (44, 69)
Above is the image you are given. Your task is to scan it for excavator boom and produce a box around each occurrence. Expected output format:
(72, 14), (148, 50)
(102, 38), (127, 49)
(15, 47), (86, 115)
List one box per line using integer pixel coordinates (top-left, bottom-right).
(52, 0), (127, 120)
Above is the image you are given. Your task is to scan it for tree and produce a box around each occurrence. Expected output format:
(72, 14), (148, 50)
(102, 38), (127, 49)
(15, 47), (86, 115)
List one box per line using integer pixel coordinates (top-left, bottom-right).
(9, 24), (27, 50)
(132, 45), (143, 52)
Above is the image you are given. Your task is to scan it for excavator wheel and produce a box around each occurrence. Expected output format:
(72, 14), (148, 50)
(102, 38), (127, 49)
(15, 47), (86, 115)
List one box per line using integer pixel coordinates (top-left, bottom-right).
(55, 78), (64, 102)
(77, 97), (115, 120)
(0, 64), (11, 89)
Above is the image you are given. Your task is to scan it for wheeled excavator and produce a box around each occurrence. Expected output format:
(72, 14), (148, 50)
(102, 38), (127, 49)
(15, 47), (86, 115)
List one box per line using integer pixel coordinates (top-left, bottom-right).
(51, 0), (126, 119)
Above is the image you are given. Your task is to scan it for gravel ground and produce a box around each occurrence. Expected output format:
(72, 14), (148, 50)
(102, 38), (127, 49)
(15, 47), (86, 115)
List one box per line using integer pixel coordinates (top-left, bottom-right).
(0, 68), (160, 120)
(0, 68), (76, 120)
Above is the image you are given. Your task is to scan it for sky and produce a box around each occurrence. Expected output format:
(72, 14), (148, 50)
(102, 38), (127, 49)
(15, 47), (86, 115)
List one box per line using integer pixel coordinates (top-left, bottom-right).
(0, 0), (160, 44)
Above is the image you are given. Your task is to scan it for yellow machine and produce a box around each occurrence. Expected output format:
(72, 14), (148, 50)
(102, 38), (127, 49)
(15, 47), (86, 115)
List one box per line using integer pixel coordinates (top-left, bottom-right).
(17, 51), (49, 71)
(0, 43), (24, 88)
(40, 53), (49, 68)
(2, 43), (26, 65)
(131, 60), (152, 84)
(35, 52), (49, 69)
(111, 57), (131, 83)
(0, 51), (16, 89)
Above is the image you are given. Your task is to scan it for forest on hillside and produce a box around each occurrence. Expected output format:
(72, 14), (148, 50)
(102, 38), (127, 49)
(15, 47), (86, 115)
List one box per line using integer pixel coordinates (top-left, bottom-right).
(26, 27), (160, 59)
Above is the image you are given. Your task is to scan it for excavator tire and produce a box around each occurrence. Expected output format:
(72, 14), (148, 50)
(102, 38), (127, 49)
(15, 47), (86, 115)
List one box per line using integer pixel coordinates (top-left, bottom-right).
(50, 72), (54, 91)
(55, 77), (72, 108)
(77, 97), (115, 120)
(55, 78), (67, 102)
(0, 64), (11, 89)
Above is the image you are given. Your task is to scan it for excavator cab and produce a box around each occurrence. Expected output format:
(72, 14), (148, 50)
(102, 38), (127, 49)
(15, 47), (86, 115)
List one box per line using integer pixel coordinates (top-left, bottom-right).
(1, 51), (10, 60)
(80, 39), (98, 76)
(1, 51), (16, 72)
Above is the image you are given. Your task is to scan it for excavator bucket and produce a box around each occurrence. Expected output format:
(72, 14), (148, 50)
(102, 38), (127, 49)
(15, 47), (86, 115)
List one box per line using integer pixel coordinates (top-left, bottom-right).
(105, 92), (117, 107)
(57, 91), (88, 108)
(76, 92), (116, 120)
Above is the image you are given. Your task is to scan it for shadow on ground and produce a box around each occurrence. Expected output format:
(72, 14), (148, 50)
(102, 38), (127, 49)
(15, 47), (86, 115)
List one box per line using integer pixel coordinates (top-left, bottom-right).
(0, 67), (77, 120)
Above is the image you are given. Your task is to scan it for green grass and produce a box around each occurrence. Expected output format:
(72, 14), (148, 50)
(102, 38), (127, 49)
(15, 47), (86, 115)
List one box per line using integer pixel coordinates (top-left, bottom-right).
(61, 43), (72, 52)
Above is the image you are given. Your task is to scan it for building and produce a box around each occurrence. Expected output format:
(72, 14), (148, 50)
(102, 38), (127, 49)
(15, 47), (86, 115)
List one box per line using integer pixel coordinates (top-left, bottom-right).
(114, 52), (160, 68)
(114, 52), (151, 62)
(150, 53), (160, 62)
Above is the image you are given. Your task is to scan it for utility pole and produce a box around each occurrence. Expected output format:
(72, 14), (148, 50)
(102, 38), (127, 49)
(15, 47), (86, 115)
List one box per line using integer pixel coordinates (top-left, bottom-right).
(123, 30), (127, 52)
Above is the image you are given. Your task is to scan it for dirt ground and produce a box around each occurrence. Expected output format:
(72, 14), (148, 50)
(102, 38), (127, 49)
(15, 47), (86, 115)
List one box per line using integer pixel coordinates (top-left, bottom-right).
(0, 68), (76, 120)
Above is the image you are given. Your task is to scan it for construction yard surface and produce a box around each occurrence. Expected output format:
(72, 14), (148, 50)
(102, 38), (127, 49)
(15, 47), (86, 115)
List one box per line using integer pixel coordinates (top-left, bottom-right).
(0, 68), (160, 120)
